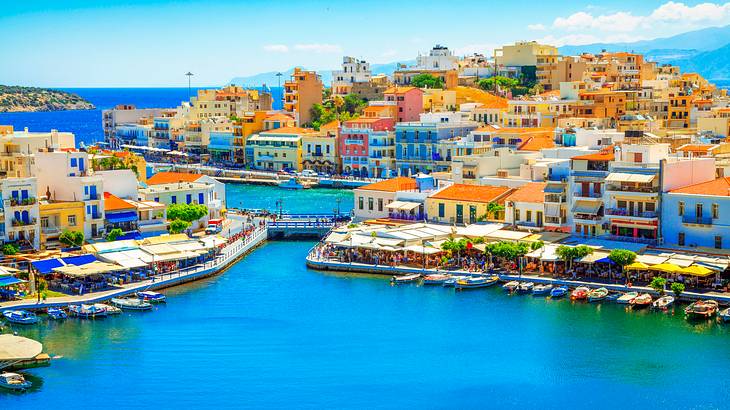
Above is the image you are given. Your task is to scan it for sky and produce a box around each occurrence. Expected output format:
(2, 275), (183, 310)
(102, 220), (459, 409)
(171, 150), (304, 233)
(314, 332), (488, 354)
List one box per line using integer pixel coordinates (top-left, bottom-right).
(3, 0), (730, 87)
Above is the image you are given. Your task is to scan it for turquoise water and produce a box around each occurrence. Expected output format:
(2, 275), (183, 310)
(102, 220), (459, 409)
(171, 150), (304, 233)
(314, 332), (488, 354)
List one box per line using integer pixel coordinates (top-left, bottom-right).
(225, 184), (353, 215)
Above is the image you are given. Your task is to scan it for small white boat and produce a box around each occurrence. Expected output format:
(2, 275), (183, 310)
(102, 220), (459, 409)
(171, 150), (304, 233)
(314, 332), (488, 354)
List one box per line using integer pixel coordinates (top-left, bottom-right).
(2, 310), (38, 325)
(94, 304), (121, 315)
(616, 292), (639, 304)
(652, 296), (675, 310)
(69, 304), (107, 318)
(278, 177), (305, 190)
(502, 281), (519, 292)
(422, 274), (451, 285)
(443, 276), (469, 287)
(47, 307), (68, 320)
(137, 291), (166, 303)
(390, 274), (421, 284)
(532, 284), (554, 295)
(111, 297), (153, 310)
(0, 372), (31, 391)
(719, 307), (730, 323)
(454, 275), (499, 289)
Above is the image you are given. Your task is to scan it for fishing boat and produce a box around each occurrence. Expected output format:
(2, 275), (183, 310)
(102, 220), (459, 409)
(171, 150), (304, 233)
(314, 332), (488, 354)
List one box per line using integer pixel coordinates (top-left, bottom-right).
(685, 300), (719, 319)
(47, 307), (68, 320)
(630, 293), (653, 309)
(516, 282), (534, 293)
(0, 372), (32, 391)
(422, 274), (451, 285)
(455, 275), (499, 289)
(606, 292), (621, 302)
(587, 287), (609, 302)
(2, 310), (38, 325)
(652, 296), (675, 310)
(95, 304), (121, 315)
(532, 284), (554, 296)
(616, 292), (639, 304)
(719, 307), (730, 323)
(111, 297), (153, 311)
(570, 286), (590, 301)
(502, 281), (520, 292)
(137, 291), (166, 303)
(550, 285), (569, 298)
(390, 274), (421, 284)
(442, 276), (469, 287)
(278, 177), (305, 190)
(69, 304), (107, 318)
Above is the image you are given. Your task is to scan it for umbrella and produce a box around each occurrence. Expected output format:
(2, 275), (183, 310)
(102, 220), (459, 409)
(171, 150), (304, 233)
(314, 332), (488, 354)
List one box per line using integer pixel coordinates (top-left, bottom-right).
(648, 263), (682, 274)
(625, 261), (649, 270)
(679, 264), (714, 277)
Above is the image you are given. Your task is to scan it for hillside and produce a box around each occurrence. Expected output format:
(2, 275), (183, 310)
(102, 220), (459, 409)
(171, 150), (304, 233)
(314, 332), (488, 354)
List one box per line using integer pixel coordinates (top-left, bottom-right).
(0, 85), (95, 112)
(668, 43), (730, 80)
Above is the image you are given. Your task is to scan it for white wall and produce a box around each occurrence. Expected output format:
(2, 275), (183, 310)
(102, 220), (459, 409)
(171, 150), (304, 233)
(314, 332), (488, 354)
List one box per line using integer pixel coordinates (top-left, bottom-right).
(96, 170), (138, 199)
(662, 158), (717, 192)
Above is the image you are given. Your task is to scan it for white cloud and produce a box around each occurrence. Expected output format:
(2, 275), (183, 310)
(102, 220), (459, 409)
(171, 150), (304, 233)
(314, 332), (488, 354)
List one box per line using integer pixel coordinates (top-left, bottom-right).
(454, 43), (498, 56)
(263, 44), (289, 53)
(293, 43), (342, 53)
(650, 1), (730, 22)
(527, 23), (546, 31)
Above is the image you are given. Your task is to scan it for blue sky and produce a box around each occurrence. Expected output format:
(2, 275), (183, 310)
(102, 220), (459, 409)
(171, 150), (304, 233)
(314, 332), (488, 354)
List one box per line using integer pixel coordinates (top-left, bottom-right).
(3, 0), (730, 87)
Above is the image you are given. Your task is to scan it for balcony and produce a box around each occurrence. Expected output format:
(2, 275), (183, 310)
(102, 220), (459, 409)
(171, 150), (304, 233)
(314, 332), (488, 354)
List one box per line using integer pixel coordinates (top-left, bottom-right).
(41, 225), (62, 237)
(573, 191), (603, 200)
(606, 185), (658, 194)
(573, 213), (603, 222)
(601, 234), (657, 245)
(605, 208), (658, 219)
(682, 215), (713, 226)
(571, 170), (609, 179)
(11, 217), (37, 227)
(3, 197), (37, 208)
(344, 139), (365, 145)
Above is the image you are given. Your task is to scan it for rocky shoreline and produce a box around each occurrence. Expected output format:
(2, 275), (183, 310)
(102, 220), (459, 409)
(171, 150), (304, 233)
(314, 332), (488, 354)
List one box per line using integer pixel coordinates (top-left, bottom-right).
(0, 85), (95, 112)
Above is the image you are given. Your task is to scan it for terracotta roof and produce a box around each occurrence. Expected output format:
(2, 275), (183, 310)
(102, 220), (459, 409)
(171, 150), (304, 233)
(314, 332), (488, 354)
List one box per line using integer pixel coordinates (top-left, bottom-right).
(517, 136), (555, 151)
(265, 113), (295, 121)
(455, 86), (509, 109)
(676, 144), (715, 153)
(572, 150), (615, 161)
(357, 177), (418, 193)
(262, 126), (318, 135)
(429, 184), (512, 203)
(505, 182), (547, 203)
(383, 86), (421, 95)
(670, 177), (730, 196)
(104, 192), (136, 212)
(320, 120), (340, 131)
(147, 172), (202, 185)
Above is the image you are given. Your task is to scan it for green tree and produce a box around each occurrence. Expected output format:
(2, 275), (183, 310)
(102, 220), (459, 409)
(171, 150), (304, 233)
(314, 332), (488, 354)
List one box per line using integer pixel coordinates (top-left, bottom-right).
(59, 230), (85, 247)
(482, 202), (505, 221)
(167, 203), (209, 223)
(169, 219), (191, 234)
(411, 74), (444, 89)
(608, 249), (637, 284)
(106, 228), (123, 242)
(1, 243), (19, 256)
(671, 282), (685, 298)
(441, 237), (468, 257)
(556, 245), (593, 271)
(650, 277), (667, 295)
(530, 240), (544, 251)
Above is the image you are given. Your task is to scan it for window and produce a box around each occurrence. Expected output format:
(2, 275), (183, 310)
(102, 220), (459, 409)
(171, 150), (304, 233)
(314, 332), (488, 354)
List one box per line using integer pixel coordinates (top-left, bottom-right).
(526, 210), (532, 222)
(368, 198), (373, 211)
(712, 203), (719, 219)
(186, 194), (192, 204)
(378, 198), (383, 212)
(515, 209), (520, 221)
(678, 201), (684, 216)
(715, 236), (723, 249)
(358, 197), (363, 210)
(469, 206), (477, 224)
(678, 232), (685, 246)
(438, 203), (445, 218)
(68, 215), (76, 226)
(70, 158), (77, 167)
(154, 197), (160, 203)
(199, 193), (204, 204)
(171, 195), (177, 204)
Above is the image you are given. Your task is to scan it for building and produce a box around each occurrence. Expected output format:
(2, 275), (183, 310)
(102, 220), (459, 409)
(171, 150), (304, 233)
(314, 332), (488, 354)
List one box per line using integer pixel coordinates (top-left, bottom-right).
(495, 41), (558, 67)
(39, 199), (84, 247)
(353, 177), (418, 221)
(283, 68), (323, 126)
(139, 181), (220, 224)
(331, 56), (372, 97)
(102, 105), (168, 148)
(383, 87), (424, 123)
(339, 117), (395, 178)
(663, 177), (730, 249)
(127, 199), (168, 235)
(504, 182), (547, 230)
(146, 172), (225, 209)
(302, 132), (338, 175)
(426, 184), (512, 225)
(232, 111), (267, 164)
(104, 192), (138, 234)
(393, 45), (459, 89)
(247, 127), (311, 172)
(0, 177), (41, 249)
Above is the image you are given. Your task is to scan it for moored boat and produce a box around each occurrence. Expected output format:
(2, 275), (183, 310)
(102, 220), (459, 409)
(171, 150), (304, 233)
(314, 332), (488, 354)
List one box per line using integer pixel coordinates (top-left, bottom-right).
(550, 285), (569, 298)
(532, 284), (554, 296)
(422, 274), (451, 285)
(502, 281), (519, 292)
(630, 293), (653, 309)
(111, 297), (153, 311)
(587, 287), (609, 302)
(516, 282), (534, 293)
(570, 286), (589, 300)
(616, 292), (639, 304)
(652, 296), (675, 310)
(443, 276), (469, 287)
(137, 291), (166, 303)
(47, 307), (68, 320)
(278, 177), (305, 190)
(606, 292), (621, 302)
(2, 310), (38, 325)
(0, 372), (32, 391)
(719, 307), (730, 322)
(69, 304), (107, 318)
(391, 274), (421, 284)
(455, 275), (499, 289)
(685, 300), (719, 319)
(94, 304), (121, 315)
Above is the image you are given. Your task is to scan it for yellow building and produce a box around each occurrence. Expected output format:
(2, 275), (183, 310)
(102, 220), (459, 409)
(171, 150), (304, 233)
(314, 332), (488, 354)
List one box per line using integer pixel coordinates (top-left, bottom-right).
(233, 110), (267, 164)
(495, 41), (558, 67)
(247, 127), (315, 171)
(698, 108), (730, 137)
(425, 184), (512, 225)
(301, 133), (338, 174)
(39, 200), (85, 247)
(422, 89), (457, 111)
(284, 68), (323, 126)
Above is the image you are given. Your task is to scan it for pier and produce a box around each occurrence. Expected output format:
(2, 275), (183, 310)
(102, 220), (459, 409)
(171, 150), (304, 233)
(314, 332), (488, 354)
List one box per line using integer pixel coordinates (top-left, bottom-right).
(267, 214), (338, 239)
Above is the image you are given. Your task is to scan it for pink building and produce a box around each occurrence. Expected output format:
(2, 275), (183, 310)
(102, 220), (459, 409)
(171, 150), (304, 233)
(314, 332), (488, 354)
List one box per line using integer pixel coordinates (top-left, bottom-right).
(339, 117), (395, 177)
(383, 86), (424, 123)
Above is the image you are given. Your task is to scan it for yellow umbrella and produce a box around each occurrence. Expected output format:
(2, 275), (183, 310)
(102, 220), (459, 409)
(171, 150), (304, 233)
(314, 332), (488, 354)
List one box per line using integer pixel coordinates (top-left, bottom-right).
(648, 263), (682, 274)
(680, 264), (714, 277)
(625, 261), (649, 270)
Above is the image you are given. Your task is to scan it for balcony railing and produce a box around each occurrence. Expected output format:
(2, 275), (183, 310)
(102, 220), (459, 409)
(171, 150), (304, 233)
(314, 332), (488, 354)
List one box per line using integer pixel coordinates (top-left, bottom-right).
(606, 185), (658, 194)
(389, 212), (426, 221)
(606, 208), (658, 218)
(571, 170), (608, 178)
(682, 215), (713, 225)
(3, 197), (37, 207)
(573, 191), (603, 199)
(573, 213), (603, 221)
(12, 217), (37, 227)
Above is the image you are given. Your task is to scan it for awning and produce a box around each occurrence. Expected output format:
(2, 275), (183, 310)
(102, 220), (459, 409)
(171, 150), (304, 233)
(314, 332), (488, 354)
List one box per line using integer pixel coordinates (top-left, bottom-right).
(106, 211), (138, 224)
(385, 201), (420, 211)
(403, 244), (442, 254)
(324, 232), (349, 243)
(648, 263), (682, 274)
(31, 258), (64, 274)
(665, 258), (694, 268)
(579, 251), (610, 264)
(605, 172), (655, 183)
(53, 261), (125, 277)
(635, 254), (668, 265)
(625, 261), (649, 270)
(61, 254), (97, 266)
(544, 184), (565, 194)
(572, 200), (601, 214)
(540, 245), (559, 262)
(680, 264), (714, 277)
(0, 276), (25, 287)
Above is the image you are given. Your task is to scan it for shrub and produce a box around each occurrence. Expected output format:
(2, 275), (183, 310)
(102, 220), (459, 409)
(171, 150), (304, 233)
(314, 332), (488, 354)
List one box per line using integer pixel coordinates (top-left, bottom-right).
(59, 230), (85, 247)
(169, 219), (191, 234)
(2, 243), (19, 255)
(106, 228), (123, 242)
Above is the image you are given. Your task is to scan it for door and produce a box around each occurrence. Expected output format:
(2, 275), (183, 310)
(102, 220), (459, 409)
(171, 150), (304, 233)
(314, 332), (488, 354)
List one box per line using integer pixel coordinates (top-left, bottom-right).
(537, 211), (543, 227)
(456, 204), (464, 224)
(89, 185), (97, 200)
(582, 183), (589, 197)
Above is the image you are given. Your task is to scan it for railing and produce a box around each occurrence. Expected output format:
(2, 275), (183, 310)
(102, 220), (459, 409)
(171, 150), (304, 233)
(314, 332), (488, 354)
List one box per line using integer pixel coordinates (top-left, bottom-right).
(571, 170), (608, 178)
(3, 197), (37, 207)
(606, 208), (658, 218)
(573, 191), (602, 198)
(601, 235), (657, 245)
(573, 213), (603, 221)
(516, 221), (542, 228)
(268, 220), (336, 229)
(606, 185), (658, 194)
(41, 226), (61, 235)
(682, 215), (713, 225)
(388, 212), (426, 221)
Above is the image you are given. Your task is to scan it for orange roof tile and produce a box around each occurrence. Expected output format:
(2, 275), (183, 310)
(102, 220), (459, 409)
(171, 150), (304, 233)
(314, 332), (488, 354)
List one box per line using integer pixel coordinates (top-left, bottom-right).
(505, 182), (546, 203)
(517, 136), (555, 151)
(262, 126), (318, 135)
(383, 86), (421, 95)
(147, 172), (202, 185)
(670, 177), (730, 196)
(676, 144), (714, 153)
(357, 177), (418, 193)
(104, 192), (136, 212)
(320, 120), (340, 131)
(572, 150), (615, 161)
(265, 113), (295, 121)
(429, 184), (512, 203)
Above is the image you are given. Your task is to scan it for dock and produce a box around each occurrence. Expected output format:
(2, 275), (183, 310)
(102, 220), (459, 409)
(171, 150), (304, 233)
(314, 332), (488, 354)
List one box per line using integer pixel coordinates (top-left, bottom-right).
(267, 214), (339, 239)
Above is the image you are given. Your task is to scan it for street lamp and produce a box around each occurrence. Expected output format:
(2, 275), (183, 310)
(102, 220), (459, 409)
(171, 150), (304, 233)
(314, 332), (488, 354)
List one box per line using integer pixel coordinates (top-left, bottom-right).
(185, 72), (194, 99)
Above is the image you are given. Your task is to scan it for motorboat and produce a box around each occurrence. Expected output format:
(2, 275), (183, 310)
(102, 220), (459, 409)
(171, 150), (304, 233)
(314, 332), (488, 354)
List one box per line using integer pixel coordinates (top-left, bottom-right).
(652, 296), (675, 310)
(532, 284), (554, 296)
(443, 276), (469, 287)
(95, 304), (121, 315)
(390, 274), (421, 284)
(630, 293), (653, 309)
(137, 291), (166, 303)
(69, 304), (107, 318)
(422, 274), (451, 285)
(685, 300), (719, 319)
(587, 287), (609, 302)
(47, 307), (68, 320)
(455, 275), (499, 290)
(616, 292), (639, 304)
(2, 310), (38, 325)
(278, 177), (305, 190)
(111, 297), (153, 311)
(570, 286), (590, 301)
(502, 281), (520, 292)
(0, 372), (31, 391)
(516, 282), (534, 294)
(719, 307), (730, 323)
(550, 286), (569, 298)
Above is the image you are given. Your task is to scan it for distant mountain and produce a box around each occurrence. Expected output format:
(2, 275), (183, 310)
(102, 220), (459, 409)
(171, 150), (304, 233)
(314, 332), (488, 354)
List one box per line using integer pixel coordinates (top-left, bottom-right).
(0, 85), (95, 113)
(668, 43), (730, 80)
(227, 60), (415, 88)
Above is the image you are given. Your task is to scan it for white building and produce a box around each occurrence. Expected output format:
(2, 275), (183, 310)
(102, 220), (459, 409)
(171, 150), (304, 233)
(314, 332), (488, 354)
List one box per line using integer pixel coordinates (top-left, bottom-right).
(0, 177), (41, 249)
(332, 56), (372, 96)
(416, 45), (459, 70)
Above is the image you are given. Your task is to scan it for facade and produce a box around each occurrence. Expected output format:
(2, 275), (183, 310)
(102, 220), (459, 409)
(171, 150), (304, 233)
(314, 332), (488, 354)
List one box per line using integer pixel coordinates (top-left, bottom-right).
(353, 177), (418, 221)
(39, 199), (84, 247)
(302, 133), (338, 174)
(146, 172), (225, 210)
(504, 182), (547, 230)
(247, 127), (309, 172)
(383, 87), (424, 123)
(283, 68), (323, 126)
(0, 177), (41, 249)
(426, 184), (511, 225)
(331, 56), (372, 97)
(139, 181), (220, 223)
(104, 192), (138, 234)
(663, 177), (730, 249)
(339, 117), (395, 177)
(495, 41), (558, 67)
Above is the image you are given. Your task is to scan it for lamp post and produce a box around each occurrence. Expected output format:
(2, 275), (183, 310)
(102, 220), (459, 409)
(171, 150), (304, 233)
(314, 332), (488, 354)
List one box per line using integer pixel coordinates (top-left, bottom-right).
(185, 72), (194, 100)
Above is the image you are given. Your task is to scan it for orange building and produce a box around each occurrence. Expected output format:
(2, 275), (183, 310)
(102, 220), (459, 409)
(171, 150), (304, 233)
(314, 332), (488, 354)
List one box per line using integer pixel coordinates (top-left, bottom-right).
(283, 68), (323, 126)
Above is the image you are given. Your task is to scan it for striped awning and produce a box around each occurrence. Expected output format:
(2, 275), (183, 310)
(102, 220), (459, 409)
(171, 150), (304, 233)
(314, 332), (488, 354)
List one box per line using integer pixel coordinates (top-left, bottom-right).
(605, 173), (655, 183)
(572, 200), (601, 214)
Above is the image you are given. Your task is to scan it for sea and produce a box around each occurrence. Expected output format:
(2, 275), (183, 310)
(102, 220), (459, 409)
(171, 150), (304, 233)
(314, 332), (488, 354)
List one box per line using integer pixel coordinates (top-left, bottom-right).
(2, 89), (730, 409)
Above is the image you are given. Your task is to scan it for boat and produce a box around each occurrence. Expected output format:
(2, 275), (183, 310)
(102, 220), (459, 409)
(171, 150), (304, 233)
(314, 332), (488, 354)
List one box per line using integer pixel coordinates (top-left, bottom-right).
(111, 297), (153, 311)
(570, 286), (590, 300)
(606, 293), (621, 302)
(502, 281), (520, 292)
(630, 293), (653, 309)
(442, 276), (469, 287)
(550, 286), (569, 298)
(2, 310), (38, 325)
(616, 292), (639, 304)
(69, 304), (107, 318)
(532, 284), (554, 296)
(46, 307), (68, 320)
(390, 274), (421, 284)
(719, 307), (730, 323)
(516, 282), (534, 293)
(137, 291), (166, 303)
(278, 177), (305, 190)
(0, 372), (32, 391)
(454, 275), (499, 289)
(685, 300), (719, 319)
(95, 304), (121, 315)
(652, 296), (675, 310)
(422, 274), (451, 285)
(587, 287), (609, 302)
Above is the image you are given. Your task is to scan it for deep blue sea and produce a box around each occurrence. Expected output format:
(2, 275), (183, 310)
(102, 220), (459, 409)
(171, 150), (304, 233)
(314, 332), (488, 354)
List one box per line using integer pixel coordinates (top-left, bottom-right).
(2, 89), (730, 409)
